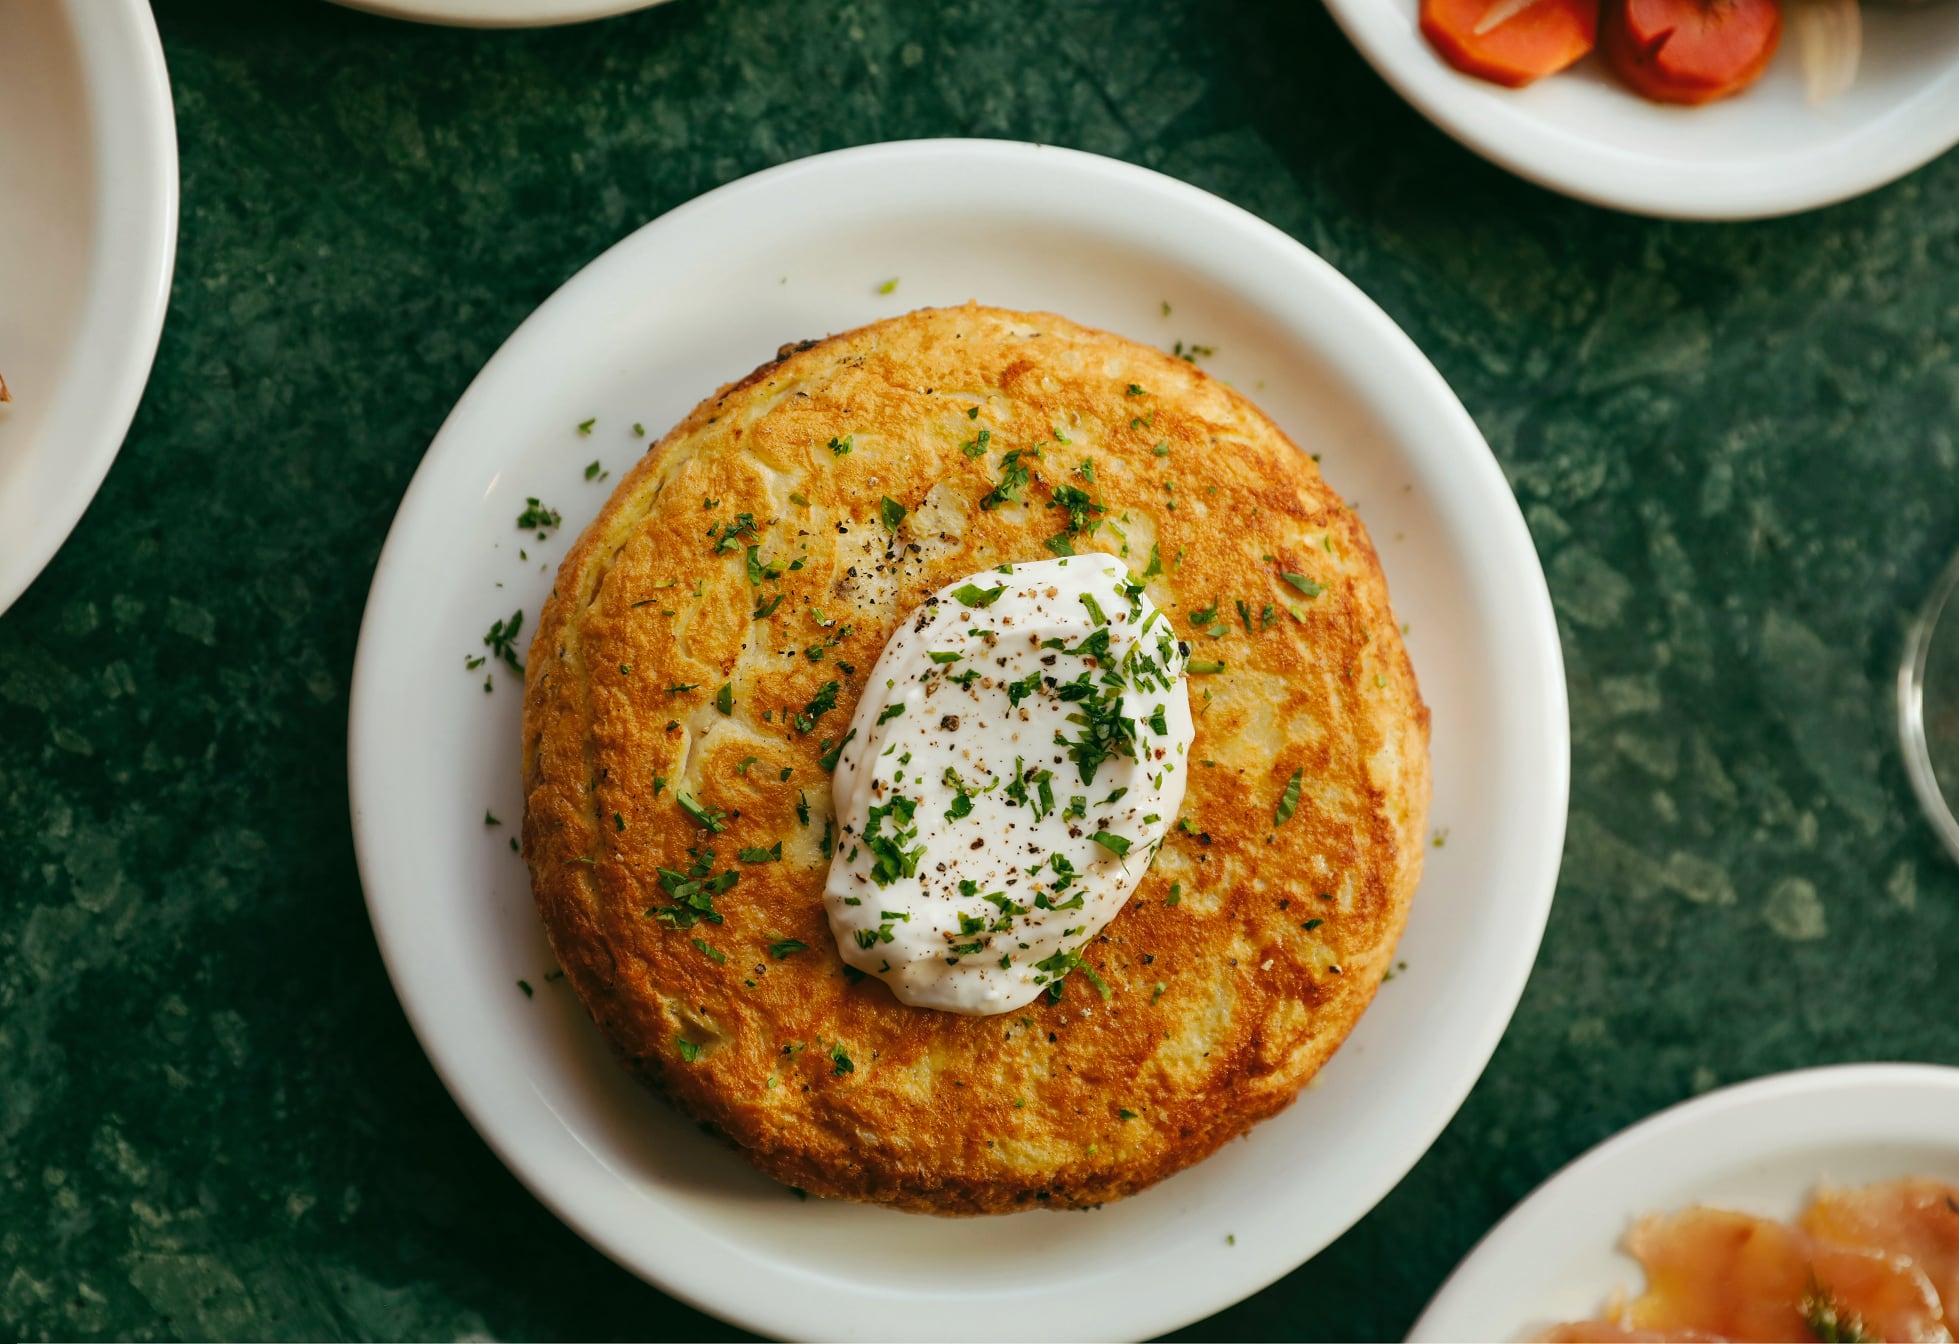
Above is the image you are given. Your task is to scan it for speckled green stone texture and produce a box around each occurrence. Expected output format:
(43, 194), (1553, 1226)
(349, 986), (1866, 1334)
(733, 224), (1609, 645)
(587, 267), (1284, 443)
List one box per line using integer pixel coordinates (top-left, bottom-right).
(3, 0), (1957, 1338)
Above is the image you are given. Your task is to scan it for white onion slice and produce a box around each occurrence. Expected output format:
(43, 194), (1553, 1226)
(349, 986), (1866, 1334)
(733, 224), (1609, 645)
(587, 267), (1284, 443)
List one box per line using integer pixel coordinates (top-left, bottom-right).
(1792, 0), (1862, 103)
(1473, 0), (1542, 35)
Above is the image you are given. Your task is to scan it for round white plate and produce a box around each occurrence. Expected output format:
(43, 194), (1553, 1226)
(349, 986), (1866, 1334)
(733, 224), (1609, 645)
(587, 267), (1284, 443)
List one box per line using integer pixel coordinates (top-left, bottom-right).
(324, 0), (670, 28)
(1412, 1064), (1959, 1341)
(0, 0), (177, 617)
(1322, 0), (1959, 219)
(348, 139), (1569, 1342)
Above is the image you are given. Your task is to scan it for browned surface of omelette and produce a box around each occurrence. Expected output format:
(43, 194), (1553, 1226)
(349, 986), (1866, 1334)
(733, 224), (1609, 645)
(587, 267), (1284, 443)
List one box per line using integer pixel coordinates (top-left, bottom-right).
(521, 304), (1430, 1214)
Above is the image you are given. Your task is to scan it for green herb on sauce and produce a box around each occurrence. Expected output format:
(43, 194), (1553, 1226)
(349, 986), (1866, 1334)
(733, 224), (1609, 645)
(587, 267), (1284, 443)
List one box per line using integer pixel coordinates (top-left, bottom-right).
(951, 583), (1005, 608)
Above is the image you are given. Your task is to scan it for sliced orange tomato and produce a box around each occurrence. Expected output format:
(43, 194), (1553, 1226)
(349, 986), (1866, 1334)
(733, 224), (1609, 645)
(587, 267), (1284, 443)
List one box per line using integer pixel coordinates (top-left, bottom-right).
(1603, 0), (1782, 104)
(1421, 0), (1600, 88)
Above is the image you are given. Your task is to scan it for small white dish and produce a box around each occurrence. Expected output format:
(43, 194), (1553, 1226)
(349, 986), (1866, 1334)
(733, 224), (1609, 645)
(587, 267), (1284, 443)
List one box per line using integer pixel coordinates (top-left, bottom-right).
(1412, 1063), (1959, 1341)
(1321, 0), (1959, 219)
(0, 0), (178, 617)
(324, 0), (670, 27)
(348, 139), (1569, 1341)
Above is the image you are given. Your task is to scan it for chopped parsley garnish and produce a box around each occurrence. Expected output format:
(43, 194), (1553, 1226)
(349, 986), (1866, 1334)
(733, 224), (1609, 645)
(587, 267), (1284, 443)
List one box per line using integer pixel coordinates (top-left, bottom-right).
(1125, 383), (1146, 397)
(876, 703), (905, 725)
(880, 496), (908, 532)
(927, 650), (962, 665)
(1118, 1107), (1137, 1120)
(796, 791), (810, 825)
(1079, 592), (1108, 627)
(817, 729), (856, 772)
(1188, 602), (1228, 639)
(1302, 917), (1324, 931)
(516, 499), (561, 531)
(1091, 831), (1131, 857)
(1151, 440), (1171, 457)
(691, 938), (726, 964)
(485, 811), (501, 826)
(981, 449), (1035, 511)
(754, 592), (784, 619)
(711, 512), (760, 554)
(745, 544), (784, 585)
(795, 681), (841, 734)
(829, 1043), (854, 1075)
(715, 683), (734, 716)
(1003, 756), (1056, 820)
(483, 611), (525, 673)
(769, 938), (809, 959)
(517, 979), (533, 997)
(1281, 573), (1325, 598)
(738, 843), (782, 864)
(653, 775), (667, 797)
(829, 435), (853, 457)
(633, 422), (646, 436)
(1275, 768), (1303, 826)
(677, 792), (729, 834)
(577, 418), (595, 435)
(863, 795), (924, 886)
(1166, 882), (1182, 906)
(649, 846), (737, 928)
(1187, 659), (1225, 675)
(951, 583), (1005, 608)
(1048, 484), (1103, 537)
(584, 459), (602, 479)
(959, 428), (992, 458)
(675, 1037), (702, 1063)
(1055, 683), (1139, 785)
(878, 277), (899, 295)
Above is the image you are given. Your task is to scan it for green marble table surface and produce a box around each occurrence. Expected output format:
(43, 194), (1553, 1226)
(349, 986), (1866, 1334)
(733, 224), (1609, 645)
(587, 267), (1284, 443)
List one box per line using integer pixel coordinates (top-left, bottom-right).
(5, 0), (1958, 1338)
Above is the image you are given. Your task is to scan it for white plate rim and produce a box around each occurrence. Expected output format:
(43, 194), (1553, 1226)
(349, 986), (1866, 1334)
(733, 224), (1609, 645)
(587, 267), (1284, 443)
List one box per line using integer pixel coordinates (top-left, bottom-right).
(1318, 0), (1959, 220)
(1410, 1062), (1959, 1340)
(1, 0), (179, 618)
(323, 0), (671, 28)
(347, 137), (1570, 1341)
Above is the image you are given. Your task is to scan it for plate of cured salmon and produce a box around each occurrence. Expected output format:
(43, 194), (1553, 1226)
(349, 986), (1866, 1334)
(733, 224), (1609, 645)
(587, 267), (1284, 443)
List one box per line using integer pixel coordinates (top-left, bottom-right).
(1412, 1064), (1959, 1341)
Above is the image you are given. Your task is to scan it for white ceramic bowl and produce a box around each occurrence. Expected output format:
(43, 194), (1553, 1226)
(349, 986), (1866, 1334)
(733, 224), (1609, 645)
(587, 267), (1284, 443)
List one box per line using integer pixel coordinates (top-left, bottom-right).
(1412, 1063), (1959, 1341)
(0, 0), (177, 617)
(324, 0), (671, 27)
(347, 139), (1569, 1341)
(1322, 0), (1959, 218)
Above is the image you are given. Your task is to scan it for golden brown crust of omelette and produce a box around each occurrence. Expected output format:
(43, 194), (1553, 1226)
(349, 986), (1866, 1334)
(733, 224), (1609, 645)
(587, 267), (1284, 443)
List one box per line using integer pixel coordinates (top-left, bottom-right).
(521, 304), (1430, 1215)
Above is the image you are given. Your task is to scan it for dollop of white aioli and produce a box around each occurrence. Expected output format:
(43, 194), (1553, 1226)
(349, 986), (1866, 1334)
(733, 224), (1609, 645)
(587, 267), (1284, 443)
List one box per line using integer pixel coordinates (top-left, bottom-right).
(824, 554), (1194, 1014)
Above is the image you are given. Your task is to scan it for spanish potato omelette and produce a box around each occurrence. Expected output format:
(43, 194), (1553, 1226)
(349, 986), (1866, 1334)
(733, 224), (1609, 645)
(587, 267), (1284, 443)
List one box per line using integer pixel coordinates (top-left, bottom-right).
(521, 303), (1430, 1215)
